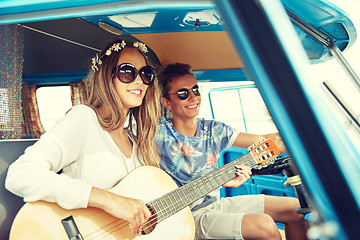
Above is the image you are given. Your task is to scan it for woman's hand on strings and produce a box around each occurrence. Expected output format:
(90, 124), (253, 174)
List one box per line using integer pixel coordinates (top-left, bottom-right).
(89, 187), (151, 236)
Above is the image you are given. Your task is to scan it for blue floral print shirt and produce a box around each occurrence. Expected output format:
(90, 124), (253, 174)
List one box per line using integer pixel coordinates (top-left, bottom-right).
(155, 117), (239, 210)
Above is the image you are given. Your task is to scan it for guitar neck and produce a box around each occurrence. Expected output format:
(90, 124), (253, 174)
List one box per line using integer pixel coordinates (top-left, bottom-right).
(148, 152), (257, 222)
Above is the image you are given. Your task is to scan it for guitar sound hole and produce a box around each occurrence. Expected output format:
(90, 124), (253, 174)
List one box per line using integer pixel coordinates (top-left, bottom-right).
(142, 205), (157, 235)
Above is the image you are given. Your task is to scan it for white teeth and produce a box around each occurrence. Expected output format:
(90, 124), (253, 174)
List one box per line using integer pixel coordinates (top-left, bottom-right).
(187, 104), (198, 109)
(129, 90), (141, 95)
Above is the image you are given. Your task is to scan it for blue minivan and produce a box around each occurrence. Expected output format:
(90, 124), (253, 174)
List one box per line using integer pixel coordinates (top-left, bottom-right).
(1, 0), (359, 239)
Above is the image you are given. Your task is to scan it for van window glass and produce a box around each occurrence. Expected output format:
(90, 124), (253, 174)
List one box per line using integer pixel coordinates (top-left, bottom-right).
(36, 86), (72, 131)
(202, 82), (278, 134)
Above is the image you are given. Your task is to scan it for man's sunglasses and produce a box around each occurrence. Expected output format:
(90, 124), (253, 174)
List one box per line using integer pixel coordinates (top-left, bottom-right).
(167, 85), (201, 100)
(112, 63), (155, 85)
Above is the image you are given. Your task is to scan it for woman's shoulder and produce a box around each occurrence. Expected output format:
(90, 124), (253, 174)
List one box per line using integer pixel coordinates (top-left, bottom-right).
(67, 104), (96, 118)
(70, 104), (94, 112)
(50, 104), (97, 131)
(44, 104), (100, 142)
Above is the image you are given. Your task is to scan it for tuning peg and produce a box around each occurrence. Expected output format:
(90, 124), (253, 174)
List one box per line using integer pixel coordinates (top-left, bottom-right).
(247, 138), (266, 151)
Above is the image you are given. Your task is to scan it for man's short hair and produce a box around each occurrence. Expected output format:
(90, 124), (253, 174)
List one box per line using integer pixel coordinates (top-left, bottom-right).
(158, 63), (194, 98)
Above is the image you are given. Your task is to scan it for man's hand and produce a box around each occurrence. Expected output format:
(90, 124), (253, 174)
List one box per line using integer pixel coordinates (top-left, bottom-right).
(222, 165), (252, 188)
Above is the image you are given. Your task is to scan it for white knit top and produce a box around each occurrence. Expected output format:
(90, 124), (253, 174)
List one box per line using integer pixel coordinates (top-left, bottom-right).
(5, 104), (141, 209)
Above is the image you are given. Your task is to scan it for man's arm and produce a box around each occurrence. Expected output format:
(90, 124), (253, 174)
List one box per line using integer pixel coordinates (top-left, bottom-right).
(232, 132), (287, 153)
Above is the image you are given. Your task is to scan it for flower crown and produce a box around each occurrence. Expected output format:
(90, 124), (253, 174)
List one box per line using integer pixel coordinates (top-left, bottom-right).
(91, 40), (149, 72)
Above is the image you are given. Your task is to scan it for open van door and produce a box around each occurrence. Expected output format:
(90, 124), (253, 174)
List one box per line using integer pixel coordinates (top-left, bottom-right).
(1, 0), (359, 239)
(215, 1), (360, 239)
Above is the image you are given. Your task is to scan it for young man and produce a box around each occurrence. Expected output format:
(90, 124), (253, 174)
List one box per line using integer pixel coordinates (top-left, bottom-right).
(155, 63), (308, 240)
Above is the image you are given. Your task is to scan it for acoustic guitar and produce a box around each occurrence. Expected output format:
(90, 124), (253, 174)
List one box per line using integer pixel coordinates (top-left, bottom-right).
(10, 139), (279, 240)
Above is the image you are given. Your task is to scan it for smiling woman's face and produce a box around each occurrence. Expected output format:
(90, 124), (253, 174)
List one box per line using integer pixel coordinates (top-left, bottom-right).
(113, 48), (149, 111)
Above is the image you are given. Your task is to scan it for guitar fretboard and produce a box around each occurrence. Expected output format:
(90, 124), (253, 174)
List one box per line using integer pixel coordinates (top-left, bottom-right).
(148, 152), (258, 223)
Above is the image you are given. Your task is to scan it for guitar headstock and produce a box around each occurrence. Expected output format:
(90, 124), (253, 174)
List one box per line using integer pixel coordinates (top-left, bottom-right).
(248, 139), (280, 166)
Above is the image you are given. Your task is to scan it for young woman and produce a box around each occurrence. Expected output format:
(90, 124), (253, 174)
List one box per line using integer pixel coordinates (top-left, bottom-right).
(6, 38), (161, 236)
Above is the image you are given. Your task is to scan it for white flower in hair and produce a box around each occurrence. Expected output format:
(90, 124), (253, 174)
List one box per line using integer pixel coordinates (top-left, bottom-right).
(91, 54), (101, 71)
(120, 40), (126, 48)
(113, 42), (123, 51)
(91, 65), (97, 72)
(134, 42), (148, 53)
(91, 40), (148, 72)
(91, 55), (98, 66)
(105, 49), (112, 56)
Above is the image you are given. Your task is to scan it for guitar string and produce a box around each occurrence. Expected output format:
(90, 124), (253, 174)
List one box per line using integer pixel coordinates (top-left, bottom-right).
(85, 219), (129, 240)
(140, 164), (261, 234)
(84, 157), (260, 239)
(93, 142), (276, 236)
(89, 221), (131, 240)
(139, 155), (260, 232)
(83, 155), (261, 239)
(83, 145), (275, 239)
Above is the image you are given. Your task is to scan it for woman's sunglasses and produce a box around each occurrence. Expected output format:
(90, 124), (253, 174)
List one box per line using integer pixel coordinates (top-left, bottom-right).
(167, 85), (201, 100)
(112, 63), (155, 85)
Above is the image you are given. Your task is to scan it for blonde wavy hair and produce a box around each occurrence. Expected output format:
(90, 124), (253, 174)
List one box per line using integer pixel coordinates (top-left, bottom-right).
(84, 38), (161, 167)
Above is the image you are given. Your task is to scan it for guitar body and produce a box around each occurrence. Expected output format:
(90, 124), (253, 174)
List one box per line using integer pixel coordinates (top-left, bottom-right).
(10, 166), (195, 240)
(10, 139), (279, 240)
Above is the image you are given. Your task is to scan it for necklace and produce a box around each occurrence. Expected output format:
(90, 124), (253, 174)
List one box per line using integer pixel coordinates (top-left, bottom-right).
(113, 130), (132, 155)
(112, 130), (134, 173)
(113, 135), (130, 174)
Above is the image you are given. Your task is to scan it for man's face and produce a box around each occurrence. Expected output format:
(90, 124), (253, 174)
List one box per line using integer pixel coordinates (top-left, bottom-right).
(162, 74), (201, 121)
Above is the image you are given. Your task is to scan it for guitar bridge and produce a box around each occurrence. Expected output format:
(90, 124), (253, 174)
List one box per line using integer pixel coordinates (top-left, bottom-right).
(61, 216), (84, 240)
